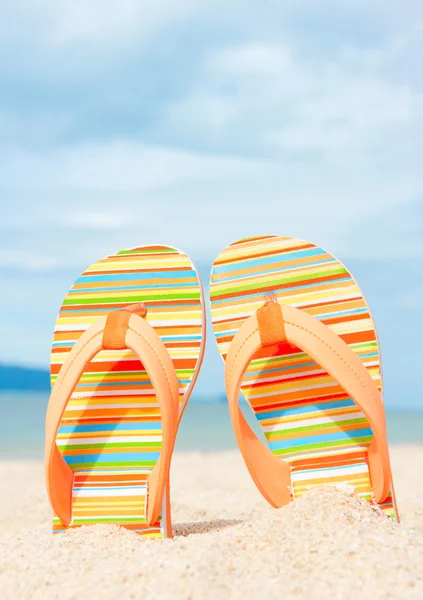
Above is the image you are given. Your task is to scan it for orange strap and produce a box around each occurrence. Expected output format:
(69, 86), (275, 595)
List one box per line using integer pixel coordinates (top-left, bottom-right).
(225, 299), (392, 506)
(45, 307), (179, 527)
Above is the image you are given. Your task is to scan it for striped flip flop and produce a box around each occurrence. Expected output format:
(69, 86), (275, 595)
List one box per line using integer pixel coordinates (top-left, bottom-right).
(45, 245), (205, 538)
(210, 235), (398, 519)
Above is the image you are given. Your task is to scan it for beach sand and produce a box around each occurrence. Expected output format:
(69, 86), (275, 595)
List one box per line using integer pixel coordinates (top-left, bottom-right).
(1, 446), (423, 599)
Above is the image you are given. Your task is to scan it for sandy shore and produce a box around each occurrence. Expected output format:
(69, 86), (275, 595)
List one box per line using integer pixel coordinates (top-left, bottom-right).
(1, 446), (423, 599)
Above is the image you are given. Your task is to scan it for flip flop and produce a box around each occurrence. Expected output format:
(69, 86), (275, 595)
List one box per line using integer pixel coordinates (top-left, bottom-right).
(45, 245), (205, 538)
(210, 235), (398, 519)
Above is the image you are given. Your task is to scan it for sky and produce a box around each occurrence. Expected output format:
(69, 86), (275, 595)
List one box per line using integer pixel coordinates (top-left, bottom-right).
(0, 1), (422, 407)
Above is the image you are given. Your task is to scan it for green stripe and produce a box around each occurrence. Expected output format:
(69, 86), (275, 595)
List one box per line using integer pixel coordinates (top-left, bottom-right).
(353, 341), (378, 350)
(117, 248), (176, 255)
(77, 368), (195, 379)
(66, 460), (158, 468)
(273, 435), (373, 456)
(59, 442), (162, 450)
(264, 418), (368, 439)
(63, 291), (200, 304)
(72, 518), (148, 524)
(251, 352), (308, 366)
(210, 266), (348, 298)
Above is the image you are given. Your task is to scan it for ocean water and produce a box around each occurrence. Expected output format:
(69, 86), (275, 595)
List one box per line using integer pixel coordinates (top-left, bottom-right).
(1, 392), (423, 459)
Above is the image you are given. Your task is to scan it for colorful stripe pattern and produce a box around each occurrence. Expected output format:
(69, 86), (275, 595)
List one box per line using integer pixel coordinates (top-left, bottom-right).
(50, 245), (204, 537)
(210, 235), (397, 518)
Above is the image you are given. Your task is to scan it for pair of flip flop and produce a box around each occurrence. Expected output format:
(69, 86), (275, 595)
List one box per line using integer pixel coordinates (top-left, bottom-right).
(45, 235), (398, 538)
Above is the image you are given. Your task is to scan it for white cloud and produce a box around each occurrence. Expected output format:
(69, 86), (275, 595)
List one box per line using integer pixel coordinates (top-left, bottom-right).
(0, 142), (268, 193)
(0, 0), (201, 49)
(268, 76), (417, 153)
(0, 138), (421, 271)
(161, 35), (422, 159)
(211, 44), (292, 76)
(0, 2), (421, 270)
(0, 0), (422, 389)
(0, 0), (423, 412)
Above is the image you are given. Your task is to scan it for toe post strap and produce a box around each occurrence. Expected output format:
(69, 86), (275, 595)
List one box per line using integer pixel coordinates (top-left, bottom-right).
(45, 304), (179, 527)
(225, 295), (392, 507)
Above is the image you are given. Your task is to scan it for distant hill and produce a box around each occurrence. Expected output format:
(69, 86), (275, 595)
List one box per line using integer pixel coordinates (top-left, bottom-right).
(0, 364), (50, 391)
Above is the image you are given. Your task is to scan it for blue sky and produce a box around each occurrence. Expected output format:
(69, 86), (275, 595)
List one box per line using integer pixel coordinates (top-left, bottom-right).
(0, 1), (422, 407)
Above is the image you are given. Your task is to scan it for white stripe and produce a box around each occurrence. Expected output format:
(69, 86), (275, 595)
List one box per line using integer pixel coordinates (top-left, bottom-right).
(70, 390), (158, 398)
(59, 435), (162, 445)
(281, 291), (362, 308)
(51, 348), (198, 364)
(72, 479), (146, 485)
(73, 487), (147, 498)
(211, 292), (362, 323)
(55, 324), (88, 332)
(213, 260), (339, 286)
(261, 410), (366, 433)
(281, 445), (370, 462)
(247, 380), (340, 400)
(55, 318), (201, 332)
(53, 353), (198, 362)
(88, 354), (196, 362)
(244, 368), (326, 384)
(69, 388), (184, 399)
(291, 464), (368, 482)
(65, 402), (160, 409)
(60, 415), (159, 423)
(75, 469), (152, 475)
(73, 515), (146, 520)
(244, 360), (378, 386)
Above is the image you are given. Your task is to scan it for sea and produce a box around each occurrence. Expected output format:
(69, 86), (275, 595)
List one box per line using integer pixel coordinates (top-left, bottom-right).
(1, 392), (423, 459)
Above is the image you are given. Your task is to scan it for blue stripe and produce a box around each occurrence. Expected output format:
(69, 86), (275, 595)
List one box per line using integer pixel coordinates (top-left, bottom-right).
(214, 311), (365, 339)
(215, 329), (236, 338)
(77, 468), (151, 473)
(75, 381), (153, 387)
(60, 303), (198, 313)
(295, 462), (367, 476)
(215, 257), (336, 282)
(77, 271), (193, 283)
(70, 282), (195, 293)
(212, 247), (327, 275)
(268, 428), (373, 451)
(53, 334), (201, 348)
(73, 379), (190, 387)
(63, 452), (160, 464)
(256, 399), (357, 421)
(210, 276), (352, 304)
(245, 361), (317, 377)
(320, 307), (367, 319)
(58, 422), (161, 433)
(72, 486), (147, 491)
(161, 335), (202, 341)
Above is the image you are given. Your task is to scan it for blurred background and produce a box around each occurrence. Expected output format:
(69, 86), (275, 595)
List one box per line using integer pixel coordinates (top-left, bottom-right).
(0, 1), (422, 457)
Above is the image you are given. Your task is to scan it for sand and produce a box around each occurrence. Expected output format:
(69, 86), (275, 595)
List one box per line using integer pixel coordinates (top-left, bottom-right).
(1, 446), (423, 600)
